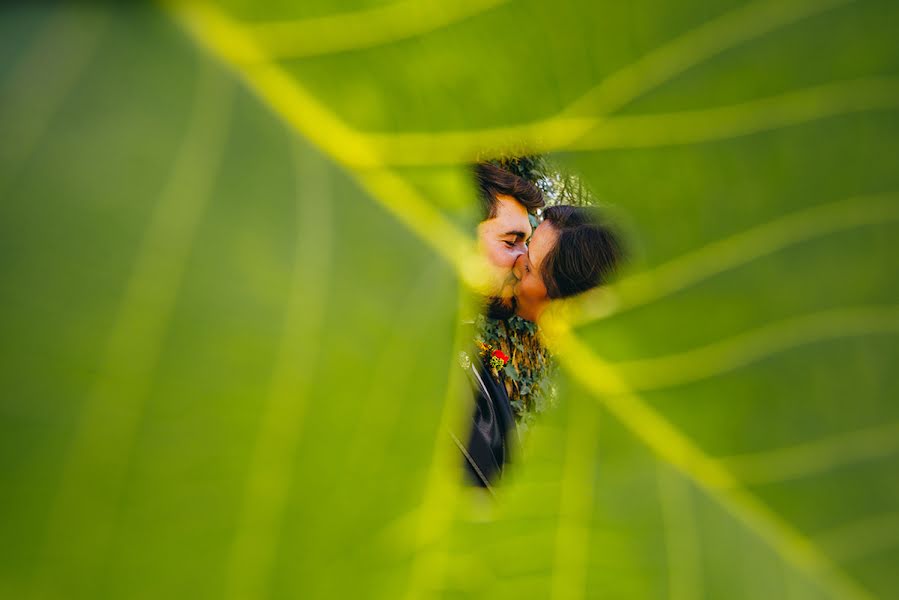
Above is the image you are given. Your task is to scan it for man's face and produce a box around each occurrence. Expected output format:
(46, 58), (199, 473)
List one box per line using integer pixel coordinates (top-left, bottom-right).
(476, 193), (532, 297)
(512, 221), (558, 319)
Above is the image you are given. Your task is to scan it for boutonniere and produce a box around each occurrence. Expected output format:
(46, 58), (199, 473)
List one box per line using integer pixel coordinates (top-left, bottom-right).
(490, 349), (509, 371)
(476, 341), (509, 374)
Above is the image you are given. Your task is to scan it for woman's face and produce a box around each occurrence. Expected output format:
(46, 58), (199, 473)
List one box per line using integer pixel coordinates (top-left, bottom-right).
(512, 221), (558, 319)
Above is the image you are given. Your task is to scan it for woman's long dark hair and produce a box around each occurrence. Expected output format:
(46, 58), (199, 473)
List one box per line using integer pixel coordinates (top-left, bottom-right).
(540, 205), (625, 299)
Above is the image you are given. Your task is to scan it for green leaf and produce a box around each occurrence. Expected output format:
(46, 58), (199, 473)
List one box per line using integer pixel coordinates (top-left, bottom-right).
(1, 1), (897, 599)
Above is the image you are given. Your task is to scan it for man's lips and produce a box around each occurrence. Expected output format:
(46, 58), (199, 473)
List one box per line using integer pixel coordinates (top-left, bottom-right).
(498, 275), (518, 299)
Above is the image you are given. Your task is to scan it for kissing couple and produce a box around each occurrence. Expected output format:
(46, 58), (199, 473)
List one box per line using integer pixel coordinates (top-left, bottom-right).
(459, 161), (625, 490)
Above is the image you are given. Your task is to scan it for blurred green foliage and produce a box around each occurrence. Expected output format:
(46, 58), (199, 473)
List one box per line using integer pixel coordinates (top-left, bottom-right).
(1, 1), (898, 599)
(493, 155), (599, 207)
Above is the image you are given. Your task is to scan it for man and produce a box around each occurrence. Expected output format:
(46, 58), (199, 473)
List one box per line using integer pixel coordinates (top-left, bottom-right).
(473, 162), (544, 318)
(462, 201), (625, 488)
(460, 162), (543, 488)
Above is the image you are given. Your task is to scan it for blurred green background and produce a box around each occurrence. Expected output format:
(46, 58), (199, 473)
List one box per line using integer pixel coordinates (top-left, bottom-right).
(1, 0), (897, 598)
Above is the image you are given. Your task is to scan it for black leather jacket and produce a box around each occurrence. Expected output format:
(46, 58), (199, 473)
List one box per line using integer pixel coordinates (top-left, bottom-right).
(459, 357), (516, 489)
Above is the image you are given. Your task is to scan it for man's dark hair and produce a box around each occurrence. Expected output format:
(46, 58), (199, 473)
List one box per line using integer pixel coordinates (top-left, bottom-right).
(540, 205), (625, 299)
(474, 162), (544, 220)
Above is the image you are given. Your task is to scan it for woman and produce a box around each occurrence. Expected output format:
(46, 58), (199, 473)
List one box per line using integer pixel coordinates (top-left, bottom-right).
(513, 205), (624, 322)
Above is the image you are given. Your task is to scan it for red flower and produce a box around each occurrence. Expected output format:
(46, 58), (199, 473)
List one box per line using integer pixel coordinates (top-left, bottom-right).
(491, 349), (509, 364)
